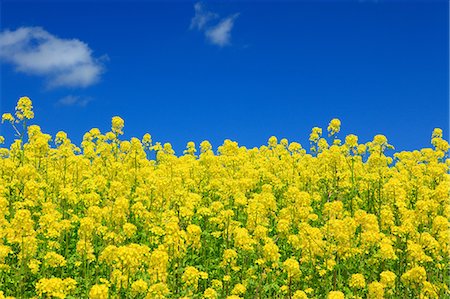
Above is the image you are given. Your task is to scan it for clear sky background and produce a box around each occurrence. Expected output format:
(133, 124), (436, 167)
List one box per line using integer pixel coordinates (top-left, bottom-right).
(1, 0), (448, 154)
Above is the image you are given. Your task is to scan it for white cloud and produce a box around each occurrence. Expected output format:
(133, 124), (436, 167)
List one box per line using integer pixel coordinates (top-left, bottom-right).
(56, 95), (92, 107)
(0, 27), (105, 88)
(190, 2), (218, 30)
(190, 3), (239, 47)
(205, 14), (239, 47)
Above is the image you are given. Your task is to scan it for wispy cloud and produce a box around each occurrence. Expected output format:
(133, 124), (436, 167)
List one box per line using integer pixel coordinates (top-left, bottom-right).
(190, 2), (218, 30)
(205, 14), (239, 47)
(0, 27), (106, 88)
(190, 2), (239, 47)
(56, 95), (93, 107)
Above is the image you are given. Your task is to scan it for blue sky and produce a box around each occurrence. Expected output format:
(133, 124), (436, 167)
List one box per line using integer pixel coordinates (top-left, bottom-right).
(1, 0), (448, 154)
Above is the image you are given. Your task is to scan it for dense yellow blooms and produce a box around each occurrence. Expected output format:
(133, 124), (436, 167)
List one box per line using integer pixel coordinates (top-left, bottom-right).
(327, 291), (345, 299)
(1, 113), (14, 123)
(89, 284), (108, 299)
(368, 281), (385, 299)
(15, 96), (34, 120)
(327, 118), (341, 136)
(349, 273), (366, 289)
(147, 282), (170, 298)
(35, 278), (76, 299)
(401, 266), (427, 287)
(187, 224), (202, 249)
(0, 291), (15, 299)
(379, 270), (396, 288)
(204, 287), (218, 299)
(131, 279), (148, 295)
(221, 248), (238, 270)
(182, 266), (208, 291)
(283, 258), (301, 279)
(0, 97), (448, 298)
(293, 290), (309, 299)
(263, 239), (280, 263)
(231, 283), (246, 295)
(111, 116), (124, 135)
(44, 251), (67, 267)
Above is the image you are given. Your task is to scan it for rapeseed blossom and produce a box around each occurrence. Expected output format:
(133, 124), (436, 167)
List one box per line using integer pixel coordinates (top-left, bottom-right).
(89, 284), (108, 299)
(327, 118), (341, 136)
(349, 273), (366, 289)
(15, 96), (34, 120)
(0, 97), (448, 298)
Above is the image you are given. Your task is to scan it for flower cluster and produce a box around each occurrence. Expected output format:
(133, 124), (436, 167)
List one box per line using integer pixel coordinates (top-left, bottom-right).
(0, 97), (448, 298)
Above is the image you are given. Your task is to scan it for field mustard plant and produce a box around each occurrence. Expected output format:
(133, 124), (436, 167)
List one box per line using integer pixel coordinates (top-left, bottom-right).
(0, 97), (448, 298)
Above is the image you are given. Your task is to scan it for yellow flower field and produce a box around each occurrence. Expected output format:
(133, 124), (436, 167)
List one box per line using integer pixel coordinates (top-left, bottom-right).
(0, 97), (448, 299)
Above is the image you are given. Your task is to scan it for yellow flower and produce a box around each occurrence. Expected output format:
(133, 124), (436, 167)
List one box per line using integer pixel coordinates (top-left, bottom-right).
(378, 237), (397, 260)
(327, 291), (345, 299)
(234, 227), (256, 251)
(401, 266), (427, 287)
(373, 134), (387, 145)
(211, 279), (223, 290)
(89, 284), (109, 299)
(421, 281), (439, 299)
(380, 271), (396, 288)
(277, 218), (291, 234)
(0, 95), (448, 298)
(368, 282), (384, 299)
(142, 133), (152, 147)
(184, 141), (197, 155)
(182, 266), (207, 290)
(293, 290), (308, 299)
(44, 252), (67, 267)
(283, 258), (301, 279)
(147, 283), (170, 298)
(0, 246), (12, 264)
(357, 144), (367, 154)
(231, 283), (246, 295)
(221, 249), (238, 269)
(345, 134), (358, 147)
(280, 285), (289, 293)
(1, 113), (15, 123)
(309, 127), (322, 143)
(123, 223), (137, 238)
(186, 224), (202, 249)
(131, 279), (148, 295)
(327, 118), (341, 136)
(432, 128), (443, 138)
(204, 287), (218, 299)
(349, 273), (366, 289)
(28, 259), (41, 274)
(111, 116), (124, 135)
(263, 239), (280, 263)
(36, 278), (77, 299)
(15, 96), (34, 120)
